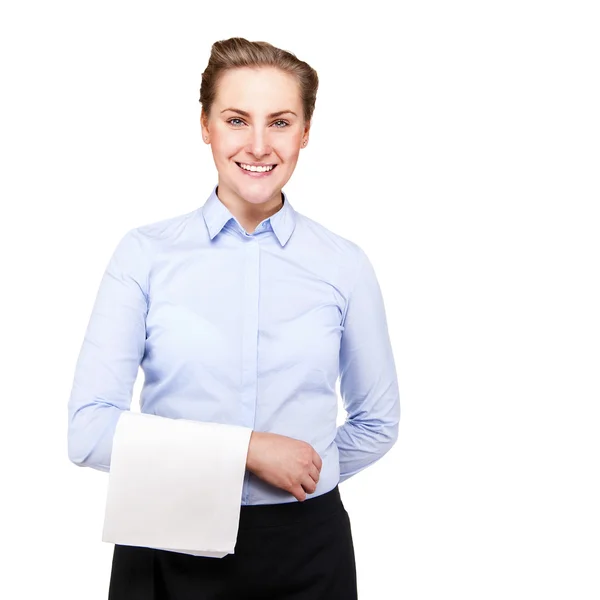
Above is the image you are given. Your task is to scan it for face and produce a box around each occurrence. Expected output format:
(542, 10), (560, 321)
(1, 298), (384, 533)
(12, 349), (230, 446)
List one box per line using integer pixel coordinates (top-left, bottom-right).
(201, 66), (309, 207)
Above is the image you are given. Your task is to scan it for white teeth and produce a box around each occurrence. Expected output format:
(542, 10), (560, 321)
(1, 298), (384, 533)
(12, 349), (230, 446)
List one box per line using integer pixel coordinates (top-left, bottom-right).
(238, 163), (275, 173)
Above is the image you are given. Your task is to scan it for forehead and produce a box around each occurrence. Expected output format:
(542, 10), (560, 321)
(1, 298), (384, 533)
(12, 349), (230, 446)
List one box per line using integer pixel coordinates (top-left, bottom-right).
(215, 67), (302, 111)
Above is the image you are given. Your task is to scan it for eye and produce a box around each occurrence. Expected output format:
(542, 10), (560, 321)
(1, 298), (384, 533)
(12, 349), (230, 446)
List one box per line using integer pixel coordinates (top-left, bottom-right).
(226, 118), (290, 128)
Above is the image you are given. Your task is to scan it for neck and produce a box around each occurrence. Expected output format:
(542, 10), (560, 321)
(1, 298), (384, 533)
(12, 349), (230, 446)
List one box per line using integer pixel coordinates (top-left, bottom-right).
(216, 185), (283, 233)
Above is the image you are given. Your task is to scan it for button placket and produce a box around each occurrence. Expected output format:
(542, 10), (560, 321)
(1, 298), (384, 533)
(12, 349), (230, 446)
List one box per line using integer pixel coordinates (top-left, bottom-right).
(240, 237), (260, 503)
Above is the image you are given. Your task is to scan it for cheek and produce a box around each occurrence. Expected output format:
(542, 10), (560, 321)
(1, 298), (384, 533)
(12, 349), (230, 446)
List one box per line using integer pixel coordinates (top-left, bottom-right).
(283, 149), (301, 166)
(210, 130), (239, 158)
(214, 146), (238, 168)
(278, 140), (301, 163)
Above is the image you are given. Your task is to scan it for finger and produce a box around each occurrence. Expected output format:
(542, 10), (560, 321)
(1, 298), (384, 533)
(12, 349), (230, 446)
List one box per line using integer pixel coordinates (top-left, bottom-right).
(301, 475), (318, 495)
(313, 450), (323, 472)
(308, 463), (320, 484)
(293, 484), (307, 502)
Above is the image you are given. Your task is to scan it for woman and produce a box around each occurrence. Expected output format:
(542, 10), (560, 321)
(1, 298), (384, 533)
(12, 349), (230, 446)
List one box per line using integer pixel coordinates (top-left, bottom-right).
(68, 36), (400, 599)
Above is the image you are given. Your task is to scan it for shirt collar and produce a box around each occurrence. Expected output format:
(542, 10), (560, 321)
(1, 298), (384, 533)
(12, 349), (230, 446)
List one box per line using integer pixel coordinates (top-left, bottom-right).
(201, 185), (296, 247)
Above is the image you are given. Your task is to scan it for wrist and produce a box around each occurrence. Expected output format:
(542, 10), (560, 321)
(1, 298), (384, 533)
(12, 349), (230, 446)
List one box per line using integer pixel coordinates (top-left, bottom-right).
(246, 430), (259, 472)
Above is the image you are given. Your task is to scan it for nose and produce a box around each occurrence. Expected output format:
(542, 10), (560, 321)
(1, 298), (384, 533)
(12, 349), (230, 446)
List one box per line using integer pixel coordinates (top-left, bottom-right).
(246, 128), (272, 159)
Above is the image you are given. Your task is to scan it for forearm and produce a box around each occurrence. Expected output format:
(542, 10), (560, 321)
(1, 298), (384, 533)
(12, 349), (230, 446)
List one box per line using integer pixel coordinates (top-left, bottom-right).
(335, 417), (399, 484)
(67, 402), (124, 472)
(336, 247), (401, 484)
(69, 406), (256, 474)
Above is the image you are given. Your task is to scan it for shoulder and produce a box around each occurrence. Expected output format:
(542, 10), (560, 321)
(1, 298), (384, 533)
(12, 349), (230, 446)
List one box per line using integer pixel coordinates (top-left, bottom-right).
(132, 209), (199, 245)
(115, 208), (199, 256)
(110, 209), (199, 273)
(293, 211), (369, 289)
(293, 210), (366, 266)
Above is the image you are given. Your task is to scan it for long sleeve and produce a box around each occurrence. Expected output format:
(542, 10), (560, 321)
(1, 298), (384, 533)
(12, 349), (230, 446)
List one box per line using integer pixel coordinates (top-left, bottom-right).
(67, 228), (149, 472)
(69, 225), (253, 554)
(335, 248), (400, 484)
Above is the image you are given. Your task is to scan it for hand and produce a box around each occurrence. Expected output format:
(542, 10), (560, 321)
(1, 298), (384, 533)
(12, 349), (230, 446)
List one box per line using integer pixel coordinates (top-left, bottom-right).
(245, 431), (323, 502)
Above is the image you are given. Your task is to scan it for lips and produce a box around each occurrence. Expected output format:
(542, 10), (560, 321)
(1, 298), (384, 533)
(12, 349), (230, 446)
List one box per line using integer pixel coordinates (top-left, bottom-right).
(235, 162), (278, 177)
(235, 162), (277, 172)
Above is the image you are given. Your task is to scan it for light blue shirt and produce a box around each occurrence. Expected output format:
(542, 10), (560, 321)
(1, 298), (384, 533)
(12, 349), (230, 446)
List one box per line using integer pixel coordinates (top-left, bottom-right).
(67, 185), (400, 505)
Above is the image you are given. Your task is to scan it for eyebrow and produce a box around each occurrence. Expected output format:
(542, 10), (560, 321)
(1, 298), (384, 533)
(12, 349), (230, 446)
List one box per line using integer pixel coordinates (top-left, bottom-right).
(220, 108), (297, 118)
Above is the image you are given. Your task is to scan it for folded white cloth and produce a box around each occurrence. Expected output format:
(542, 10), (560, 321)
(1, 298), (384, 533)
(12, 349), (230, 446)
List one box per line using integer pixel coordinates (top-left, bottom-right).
(102, 411), (252, 558)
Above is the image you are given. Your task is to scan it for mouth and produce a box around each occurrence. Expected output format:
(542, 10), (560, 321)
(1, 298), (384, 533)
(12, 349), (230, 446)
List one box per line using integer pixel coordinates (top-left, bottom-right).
(235, 162), (278, 177)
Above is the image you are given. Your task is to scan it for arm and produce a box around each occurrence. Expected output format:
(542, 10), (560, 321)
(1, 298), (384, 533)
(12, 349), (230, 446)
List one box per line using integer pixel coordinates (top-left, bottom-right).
(335, 248), (401, 484)
(65, 228), (314, 502)
(67, 228), (149, 472)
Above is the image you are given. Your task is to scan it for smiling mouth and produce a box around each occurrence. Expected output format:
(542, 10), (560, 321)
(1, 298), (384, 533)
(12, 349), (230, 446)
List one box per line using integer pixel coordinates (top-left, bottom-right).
(235, 162), (278, 173)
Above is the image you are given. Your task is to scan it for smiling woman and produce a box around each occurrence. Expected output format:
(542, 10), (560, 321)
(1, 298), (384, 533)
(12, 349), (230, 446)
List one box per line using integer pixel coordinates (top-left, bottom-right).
(199, 59), (313, 233)
(69, 36), (400, 600)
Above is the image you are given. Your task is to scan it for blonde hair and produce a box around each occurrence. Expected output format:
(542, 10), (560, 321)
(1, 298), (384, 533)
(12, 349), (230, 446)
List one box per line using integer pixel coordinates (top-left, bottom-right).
(199, 37), (319, 124)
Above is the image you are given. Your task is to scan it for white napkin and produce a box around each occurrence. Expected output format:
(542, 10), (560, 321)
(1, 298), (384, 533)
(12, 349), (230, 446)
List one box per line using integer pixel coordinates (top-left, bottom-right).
(102, 411), (252, 558)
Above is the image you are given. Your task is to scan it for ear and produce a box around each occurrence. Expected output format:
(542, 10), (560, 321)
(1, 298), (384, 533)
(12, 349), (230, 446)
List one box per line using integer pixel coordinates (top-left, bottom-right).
(200, 109), (210, 140)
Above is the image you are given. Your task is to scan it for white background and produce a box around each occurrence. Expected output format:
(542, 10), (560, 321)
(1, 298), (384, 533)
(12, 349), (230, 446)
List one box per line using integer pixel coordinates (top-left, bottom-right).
(1, 1), (599, 598)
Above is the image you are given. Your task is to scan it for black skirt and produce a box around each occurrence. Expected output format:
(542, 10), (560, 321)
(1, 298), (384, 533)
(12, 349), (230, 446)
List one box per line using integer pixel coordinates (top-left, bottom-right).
(107, 485), (358, 600)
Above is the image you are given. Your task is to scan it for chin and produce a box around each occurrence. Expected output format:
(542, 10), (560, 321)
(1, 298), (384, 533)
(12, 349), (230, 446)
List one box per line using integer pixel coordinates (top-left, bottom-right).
(238, 187), (280, 205)
(230, 178), (282, 203)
